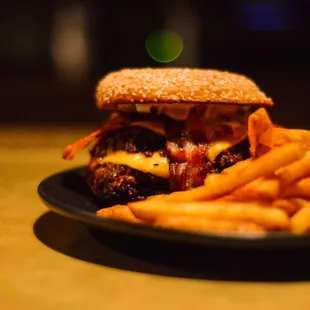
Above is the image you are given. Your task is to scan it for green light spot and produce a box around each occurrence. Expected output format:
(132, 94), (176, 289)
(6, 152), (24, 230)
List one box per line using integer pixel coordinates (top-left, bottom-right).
(145, 30), (183, 63)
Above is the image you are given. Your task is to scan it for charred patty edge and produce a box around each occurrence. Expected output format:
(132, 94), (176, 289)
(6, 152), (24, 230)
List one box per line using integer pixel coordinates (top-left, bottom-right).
(86, 161), (170, 202)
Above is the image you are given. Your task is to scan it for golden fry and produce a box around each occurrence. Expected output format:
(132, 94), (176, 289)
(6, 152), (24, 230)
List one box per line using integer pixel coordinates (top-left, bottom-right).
(282, 178), (310, 199)
(231, 178), (280, 201)
(205, 160), (252, 187)
(290, 201), (310, 234)
(215, 195), (236, 202)
(129, 200), (289, 230)
(275, 151), (310, 186)
(204, 173), (222, 187)
(154, 216), (266, 234)
(160, 143), (305, 202)
(220, 159), (252, 175)
(97, 205), (146, 223)
(272, 199), (302, 217)
(144, 194), (169, 202)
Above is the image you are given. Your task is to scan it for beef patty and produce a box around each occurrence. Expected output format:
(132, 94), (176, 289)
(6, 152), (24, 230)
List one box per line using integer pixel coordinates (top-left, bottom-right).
(86, 126), (169, 202)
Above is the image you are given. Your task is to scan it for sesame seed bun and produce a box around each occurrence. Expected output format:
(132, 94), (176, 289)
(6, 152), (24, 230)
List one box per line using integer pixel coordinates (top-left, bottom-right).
(95, 68), (273, 108)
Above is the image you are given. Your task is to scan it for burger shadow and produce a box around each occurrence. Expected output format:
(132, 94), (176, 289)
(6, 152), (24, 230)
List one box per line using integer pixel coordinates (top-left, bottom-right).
(34, 210), (310, 282)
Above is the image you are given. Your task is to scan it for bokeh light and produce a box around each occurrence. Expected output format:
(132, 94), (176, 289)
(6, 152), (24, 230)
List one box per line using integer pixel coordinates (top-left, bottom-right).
(145, 30), (183, 63)
(240, 0), (290, 31)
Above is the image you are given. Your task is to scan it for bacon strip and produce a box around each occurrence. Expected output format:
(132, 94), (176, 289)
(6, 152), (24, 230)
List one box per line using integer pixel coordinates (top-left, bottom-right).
(166, 114), (212, 191)
(63, 129), (103, 160)
(184, 141), (210, 189)
(183, 114), (210, 189)
(63, 113), (130, 160)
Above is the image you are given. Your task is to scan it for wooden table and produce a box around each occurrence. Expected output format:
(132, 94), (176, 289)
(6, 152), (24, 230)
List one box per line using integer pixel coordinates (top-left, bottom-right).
(2, 125), (310, 310)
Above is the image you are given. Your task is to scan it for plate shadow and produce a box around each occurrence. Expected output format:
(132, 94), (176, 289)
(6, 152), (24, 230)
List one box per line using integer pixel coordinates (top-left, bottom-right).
(34, 211), (310, 282)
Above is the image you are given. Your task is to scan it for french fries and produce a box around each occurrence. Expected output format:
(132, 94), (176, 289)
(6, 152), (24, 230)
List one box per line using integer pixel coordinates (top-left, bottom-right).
(275, 151), (310, 186)
(272, 199), (302, 217)
(155, 216), (266, 234)
(220, 158), (252, 175)
(290, 200), (310, 234)
(129, 200), (289, 230)
(282, 178), (310, 199)
(96, 109), (310, 236)
(230, 178), (280, 201)
(97, 205), (146, 224)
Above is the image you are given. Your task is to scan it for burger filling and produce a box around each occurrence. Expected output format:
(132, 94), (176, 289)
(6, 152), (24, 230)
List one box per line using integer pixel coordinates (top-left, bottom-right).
(64, 104), (251, 201)
(86, 127), (170, 201)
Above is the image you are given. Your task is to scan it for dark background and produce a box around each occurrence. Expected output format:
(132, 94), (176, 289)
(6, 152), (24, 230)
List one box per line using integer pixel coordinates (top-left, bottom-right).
(1, 0), (310, 128)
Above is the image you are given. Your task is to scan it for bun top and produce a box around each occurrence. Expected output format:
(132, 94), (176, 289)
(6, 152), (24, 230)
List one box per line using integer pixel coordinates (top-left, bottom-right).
(95, 68), (273, 108)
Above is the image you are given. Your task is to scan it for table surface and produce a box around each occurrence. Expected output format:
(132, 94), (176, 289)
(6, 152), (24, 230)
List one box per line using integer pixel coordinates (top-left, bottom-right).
(2, 125), (310, 310)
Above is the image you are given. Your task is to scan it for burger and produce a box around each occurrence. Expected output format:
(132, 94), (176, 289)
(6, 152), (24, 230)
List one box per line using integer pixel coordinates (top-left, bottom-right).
(63, 68), (273, 202)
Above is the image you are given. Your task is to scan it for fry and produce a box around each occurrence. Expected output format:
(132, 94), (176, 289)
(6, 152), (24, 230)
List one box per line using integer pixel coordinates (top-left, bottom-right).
(204, 160), (252, 186)
(290, 201), (310, 234)
(276, 151), (310, 186)
(231, 178), (280, 201)
(160, 143), (305, 202)
(220, 158), (252, 175)
(215, 195), (236, 201)
(204, 173), (221, 186)
(144, 193), (169, 201)
(97, 205), (146, 223)
(283, 178), (310, 199)
(248, 107), (273, 157)
(272, 199), (302, 217)
(129, 200), (289, 230)
(155, 216), (266, 234)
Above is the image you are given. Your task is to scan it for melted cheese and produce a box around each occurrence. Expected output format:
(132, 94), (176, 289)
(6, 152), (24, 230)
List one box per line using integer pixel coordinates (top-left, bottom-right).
(99, 151), (169, 178)
(98, 141), (242, 178)
(130, 121), (165, 136)
(207, 141), (233, 161)
(204, 117), (248, 161)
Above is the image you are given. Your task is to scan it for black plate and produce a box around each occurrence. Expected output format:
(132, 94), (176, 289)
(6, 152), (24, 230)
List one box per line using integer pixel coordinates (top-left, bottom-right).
(38, 167), (310, 249)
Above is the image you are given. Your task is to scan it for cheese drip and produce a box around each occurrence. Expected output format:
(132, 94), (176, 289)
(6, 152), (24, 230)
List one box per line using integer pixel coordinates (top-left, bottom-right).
(98, 151), (169, 178)
(207, 141), (233, 161)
